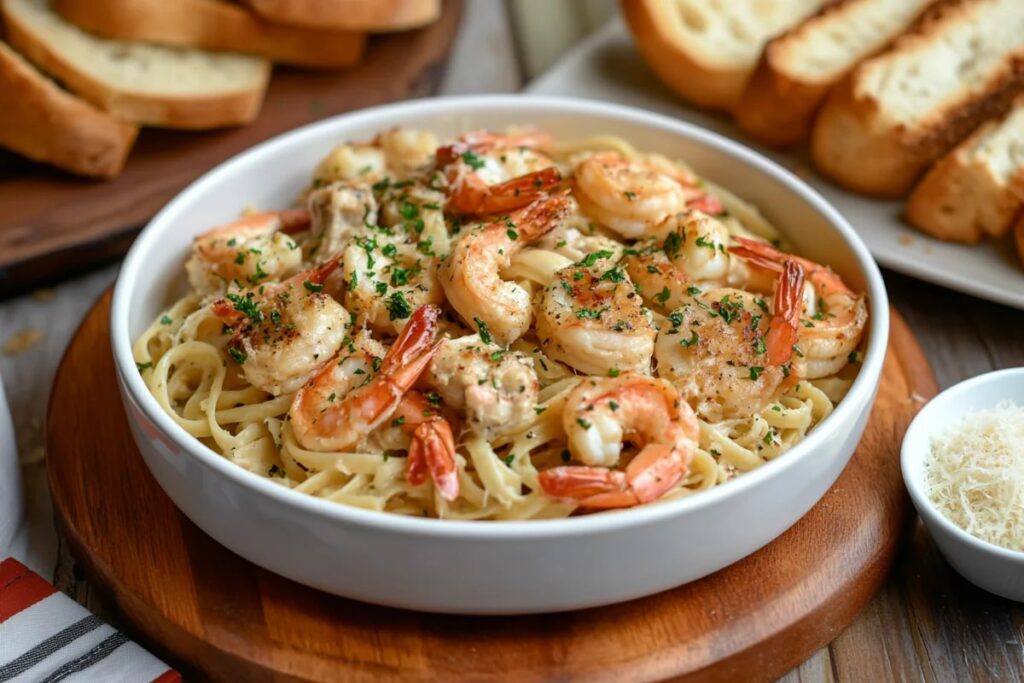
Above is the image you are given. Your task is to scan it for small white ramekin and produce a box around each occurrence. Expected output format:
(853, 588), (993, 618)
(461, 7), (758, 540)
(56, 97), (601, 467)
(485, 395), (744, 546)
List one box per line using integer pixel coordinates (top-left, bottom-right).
(902, 367), (1024, 601)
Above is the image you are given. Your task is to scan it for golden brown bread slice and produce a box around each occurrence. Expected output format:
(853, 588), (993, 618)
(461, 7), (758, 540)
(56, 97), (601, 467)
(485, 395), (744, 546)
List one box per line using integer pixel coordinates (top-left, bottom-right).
(3, 0), (271, 130)
(239, 0), (440, 32)
(735, 0), (935, 147)
(0, 40), (136, 179)
(52, 0), (365, 69)
(811, 0), (1024, 198)
(620, 0), (831, 110)
(906, 95), (1024, 243)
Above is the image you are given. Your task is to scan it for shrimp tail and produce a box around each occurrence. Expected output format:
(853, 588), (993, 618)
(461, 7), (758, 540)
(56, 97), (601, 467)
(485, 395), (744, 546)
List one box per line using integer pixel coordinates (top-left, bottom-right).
(728, 236), (786, 272)
(447, 167), (563, 215)
(538, 466), (629, 501)
(408, 419), (459, 501)
(766, 259), (805, 366)
(274, 207), (313, 233)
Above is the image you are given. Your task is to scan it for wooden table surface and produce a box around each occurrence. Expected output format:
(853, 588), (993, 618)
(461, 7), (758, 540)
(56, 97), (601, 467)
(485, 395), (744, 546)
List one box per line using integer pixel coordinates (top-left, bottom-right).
(2, 3), (1022, 680)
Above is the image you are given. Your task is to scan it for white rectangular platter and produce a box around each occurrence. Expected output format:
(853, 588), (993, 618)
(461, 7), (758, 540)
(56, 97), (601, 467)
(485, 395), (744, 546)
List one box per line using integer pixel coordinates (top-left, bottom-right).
(527, 19), (1024, 310)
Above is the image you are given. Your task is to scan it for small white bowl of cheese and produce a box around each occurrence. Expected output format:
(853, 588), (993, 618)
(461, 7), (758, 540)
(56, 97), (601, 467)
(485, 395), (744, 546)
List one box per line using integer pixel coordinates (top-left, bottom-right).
(902, 367), (1024, 601)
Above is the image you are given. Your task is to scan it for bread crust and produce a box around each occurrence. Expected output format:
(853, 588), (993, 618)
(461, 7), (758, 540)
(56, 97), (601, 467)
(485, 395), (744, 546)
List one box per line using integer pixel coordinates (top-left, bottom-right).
(53, 0), (365, 69)
(0, 41), (136, 178)
(811, 0), (1024, 198)
(905, 105), (1024, 243)
(620, 0), (748, 110)
(240, 0), (440, 32)
(3, 2), (271, 129)
(735, 0), (931, 147)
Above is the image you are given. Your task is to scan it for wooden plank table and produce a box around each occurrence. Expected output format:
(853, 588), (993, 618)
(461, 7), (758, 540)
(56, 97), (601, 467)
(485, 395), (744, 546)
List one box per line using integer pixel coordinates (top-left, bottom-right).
(2, 3), (1022, 680)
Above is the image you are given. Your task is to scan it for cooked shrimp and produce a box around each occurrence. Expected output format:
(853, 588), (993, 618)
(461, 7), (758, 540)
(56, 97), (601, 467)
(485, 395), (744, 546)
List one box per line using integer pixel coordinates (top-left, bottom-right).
(211, 255), (348, 396)
(534, 210), (625, 263)
(343, 228), (443, 334)
(391, 390), (459, 501)
(305, 182), (376, 263)
(537, 374), (699, 509)
(311, 128), (439, 187)
(289, 304), (441, 452)
(535, 251), (656, 375)
(186, 209), (309, 293)
(440, 192), (573, 346)
(438, 130), (562, 215)
(654, 262), (805, 422)
(730, 237), (867, 379)
(623, 209), (777, 309)
(424, 334), (540, 439)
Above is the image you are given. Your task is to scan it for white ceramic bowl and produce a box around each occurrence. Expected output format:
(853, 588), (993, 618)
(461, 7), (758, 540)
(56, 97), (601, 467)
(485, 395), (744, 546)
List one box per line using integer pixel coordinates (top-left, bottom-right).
(110, 95), (889, 614)
(902, 368), (1024, 601)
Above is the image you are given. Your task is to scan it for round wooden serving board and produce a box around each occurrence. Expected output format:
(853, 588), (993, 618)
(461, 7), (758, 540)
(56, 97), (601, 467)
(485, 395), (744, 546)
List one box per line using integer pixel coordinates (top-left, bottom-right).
(46, 292), (937, 682)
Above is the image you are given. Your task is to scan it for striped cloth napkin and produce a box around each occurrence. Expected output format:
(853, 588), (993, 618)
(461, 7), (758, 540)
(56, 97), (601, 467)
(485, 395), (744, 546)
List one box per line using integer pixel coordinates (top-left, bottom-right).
(0, 558), (179, 682)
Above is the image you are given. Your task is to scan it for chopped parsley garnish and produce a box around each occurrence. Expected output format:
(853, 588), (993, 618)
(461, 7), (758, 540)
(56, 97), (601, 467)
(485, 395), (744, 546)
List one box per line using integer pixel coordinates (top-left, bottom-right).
(576, 418), (592, 429)
(503, 454), (515, 467)
(575, 306), (607, 320)
(390, 267), (410, 286)
(386, 291), (412, 320)
(228, 346), (247, 365)
(506, 227), (519, 241)
(687, 285), (702, 297)
(609, 400), (620, 411)
(400, 201), (418, 220)
(474, 317), (493, 345)
(371, 356), (383, 372)
(375, 281), (388, 296)
(848, 351), (861, 364)
(234, 252), (246, 265)
(600, 265), (626, 283)
(754, 297), (769, 313)
(303, 280), (323, 293)
(753, 337), (767, 355)
(655, 287), (671, 304)
(680, 330), (699, 348)
(490, 349), (505, 362)
(136, 361), (152, 372)
(748, 365), (764, 380)
(160, 315), (173, 325)
(461, 150), (485, 170)
(391, 416), (406, 428)
(608, 368), (621, 377)
(668, 311), (684, 328)
(427, 392), (441, 406)
(225, 292), (262, 324)
(382, 243), (397, 258)
(663, 231), (683, 258)
(576, 250), (614, 267)
(534, 405), (547, 415)
(624, 190), (637, 200)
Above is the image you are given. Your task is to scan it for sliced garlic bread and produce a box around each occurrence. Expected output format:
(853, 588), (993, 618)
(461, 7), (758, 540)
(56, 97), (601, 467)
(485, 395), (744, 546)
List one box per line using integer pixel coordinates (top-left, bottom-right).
(620, 0), (831, 111)
(239, 0), (440, 32)
(53, 0), (365, 69)
(0, 40), (136, 178)
(2, 0), (271, 129)
(736, 0), (935, 147)
(906, 96), (1024, 243)
(811, 0), (1024, 197)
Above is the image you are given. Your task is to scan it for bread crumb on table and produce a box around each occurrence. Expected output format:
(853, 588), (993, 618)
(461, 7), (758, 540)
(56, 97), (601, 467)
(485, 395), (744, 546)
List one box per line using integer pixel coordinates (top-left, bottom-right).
(898, 235), (914, 246)
(4, 328), (43, 355)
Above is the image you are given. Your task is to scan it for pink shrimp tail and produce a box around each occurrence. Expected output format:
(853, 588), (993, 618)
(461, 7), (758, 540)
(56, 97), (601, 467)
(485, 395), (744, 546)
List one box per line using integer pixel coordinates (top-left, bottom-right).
(447, 167), (563, 215)
(407, 419), (459, 502)
(766, 259), (805, 366)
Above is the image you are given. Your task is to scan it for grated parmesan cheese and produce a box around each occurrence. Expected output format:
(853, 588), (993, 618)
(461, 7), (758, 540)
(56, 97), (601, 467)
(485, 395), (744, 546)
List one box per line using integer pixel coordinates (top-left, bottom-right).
(925, 401), (1024, 551)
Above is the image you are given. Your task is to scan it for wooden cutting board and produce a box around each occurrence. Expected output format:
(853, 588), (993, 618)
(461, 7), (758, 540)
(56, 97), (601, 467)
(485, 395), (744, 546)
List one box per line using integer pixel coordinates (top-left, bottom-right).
(46, 293), (936, 682)
(0, 0), (461, 297)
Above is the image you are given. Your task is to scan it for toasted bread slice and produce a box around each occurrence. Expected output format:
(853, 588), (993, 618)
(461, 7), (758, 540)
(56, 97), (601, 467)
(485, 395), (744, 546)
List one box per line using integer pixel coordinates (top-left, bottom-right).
(811, 0), (1024, 198)
(239, 0), (440, 32)
(3, 0), (271, 129)
(735, 0), (935, 147)
(621, 0), (831, 111)
(52, 0), (365, 69)
(0, 40), (136, 178)
(906, 96), (1024, 243)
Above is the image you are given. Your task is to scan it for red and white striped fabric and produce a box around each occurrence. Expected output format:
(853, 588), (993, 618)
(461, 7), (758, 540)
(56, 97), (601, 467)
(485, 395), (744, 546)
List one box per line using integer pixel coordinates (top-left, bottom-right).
(0, 558), (179, 682)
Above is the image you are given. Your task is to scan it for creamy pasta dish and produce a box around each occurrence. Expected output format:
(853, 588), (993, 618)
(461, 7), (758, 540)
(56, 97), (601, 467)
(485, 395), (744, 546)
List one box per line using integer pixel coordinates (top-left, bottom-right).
(134, 128), (868, 520)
